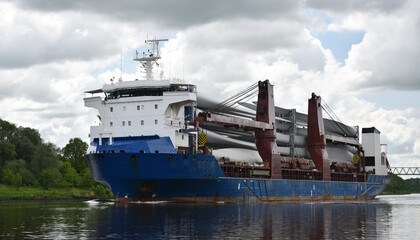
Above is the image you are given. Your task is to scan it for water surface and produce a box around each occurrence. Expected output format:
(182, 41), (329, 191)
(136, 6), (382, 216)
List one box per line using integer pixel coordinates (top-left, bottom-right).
(1, 194), (420, 239)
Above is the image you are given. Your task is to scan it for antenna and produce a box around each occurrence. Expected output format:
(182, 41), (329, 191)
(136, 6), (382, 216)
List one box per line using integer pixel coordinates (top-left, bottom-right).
(133, 38), (168, 81)
(120, 30), (123, 82)
(182, 49), (185, 82)
(381, 144), (388, 154)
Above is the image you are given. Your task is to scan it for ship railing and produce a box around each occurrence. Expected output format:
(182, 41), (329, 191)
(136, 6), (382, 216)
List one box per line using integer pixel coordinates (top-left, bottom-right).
(165, 117), (183, 127)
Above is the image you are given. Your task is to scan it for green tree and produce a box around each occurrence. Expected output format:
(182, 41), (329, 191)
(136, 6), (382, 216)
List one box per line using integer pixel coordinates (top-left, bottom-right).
(0, 119), (17, 167)
(1, 168), (14, 185)
(9, 127), (41, 164)
(91, 184), (114, 198)
(0, 119), (16, 141)
(78, 168), (95, 188)
(12, 173), (22, 190)
(63, 138), (88, 173)
(4, 159), (35, 186)
(383, 173), (409, 194)
(55, 162), (78, 188)
(17, 127), (41, 146)
(30, 143), (61, 177)
(405, 178), (420, 193)
(12, 135), (36, 164)
(0, 142), (16, 167)
(38, 169), (58, 189)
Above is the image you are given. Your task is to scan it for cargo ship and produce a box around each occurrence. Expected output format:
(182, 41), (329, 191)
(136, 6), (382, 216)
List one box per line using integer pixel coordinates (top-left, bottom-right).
(84, 39), (391, 202)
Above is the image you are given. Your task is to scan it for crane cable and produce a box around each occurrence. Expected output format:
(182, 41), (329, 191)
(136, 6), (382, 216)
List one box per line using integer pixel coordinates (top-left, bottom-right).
(321, 99), (351, 137)
(210, 82), (258, 113)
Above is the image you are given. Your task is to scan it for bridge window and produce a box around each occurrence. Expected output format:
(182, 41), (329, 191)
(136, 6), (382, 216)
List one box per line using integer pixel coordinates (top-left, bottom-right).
(122, 121), (125, 126)
(110, 107), (113, 112)
(110, 122), (113, 127)
(365, 157), (375, 166)
(141, 120), (144, 125)
(155, 104), (158, 109)
(137, 105), (140, 110)
(128, 121), (131, 126)
(155, 119), (158, 124)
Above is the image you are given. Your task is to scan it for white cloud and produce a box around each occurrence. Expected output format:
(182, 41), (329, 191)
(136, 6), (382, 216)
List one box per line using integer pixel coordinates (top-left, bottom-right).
(310, 0), (420, 91)
(0, 1), (151, 69)
(0, 60), (100, 146)
(306, 0), (407, 13)
(9, 0), (300, 29)
(331, 97), (420, 166)
(0, 4), (94, 68)
(301, 0), (420, 166)
(413, 140), (420, 156)
(160, 20), (328, 103)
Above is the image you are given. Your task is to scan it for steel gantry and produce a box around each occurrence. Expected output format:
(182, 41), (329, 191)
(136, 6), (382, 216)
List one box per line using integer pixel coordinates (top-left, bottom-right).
(390, 167), (420, 175)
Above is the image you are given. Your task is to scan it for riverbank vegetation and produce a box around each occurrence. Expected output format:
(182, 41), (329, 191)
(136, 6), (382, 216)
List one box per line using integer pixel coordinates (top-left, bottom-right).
(406, 178), (420, 193)
(382, 173), (410, 195)
(0, 184), (99, 200)
(0, 119), (113, 199)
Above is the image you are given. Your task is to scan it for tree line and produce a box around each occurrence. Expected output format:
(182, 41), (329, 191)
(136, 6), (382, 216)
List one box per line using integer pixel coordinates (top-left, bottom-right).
(406, 178), (420, 193)
(0, 118), (110, 196)
(383, 173), (420, 194)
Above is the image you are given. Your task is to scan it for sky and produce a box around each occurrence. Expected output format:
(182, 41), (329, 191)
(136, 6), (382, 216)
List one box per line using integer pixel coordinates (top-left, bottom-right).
(0, 0), (419, 168)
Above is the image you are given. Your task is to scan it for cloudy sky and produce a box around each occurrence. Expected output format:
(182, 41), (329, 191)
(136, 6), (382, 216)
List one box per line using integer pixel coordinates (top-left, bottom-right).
(1, 0), (419, 168)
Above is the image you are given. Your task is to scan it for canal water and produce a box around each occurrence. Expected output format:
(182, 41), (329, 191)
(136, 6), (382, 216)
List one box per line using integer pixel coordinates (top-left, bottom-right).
(1, 194), (419, 239)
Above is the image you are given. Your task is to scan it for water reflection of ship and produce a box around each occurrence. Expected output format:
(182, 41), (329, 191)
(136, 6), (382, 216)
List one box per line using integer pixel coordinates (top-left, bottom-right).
(86, 202), (392, 239)
(262, 203), (392, 239)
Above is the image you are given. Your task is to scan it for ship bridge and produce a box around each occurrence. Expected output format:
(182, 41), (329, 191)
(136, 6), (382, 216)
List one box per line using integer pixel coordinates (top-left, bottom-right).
(103, 82), (196, 99)
(84, 39), (198, 152)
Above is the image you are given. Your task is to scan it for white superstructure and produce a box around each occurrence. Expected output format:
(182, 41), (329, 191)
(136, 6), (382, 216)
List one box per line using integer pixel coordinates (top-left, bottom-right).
(362, 127), (387, 175)
(84, 39), (197, 150)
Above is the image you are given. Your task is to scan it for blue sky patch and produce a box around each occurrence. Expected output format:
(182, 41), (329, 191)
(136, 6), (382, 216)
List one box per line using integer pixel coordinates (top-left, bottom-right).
(317, 30), (365, 63)
(361, 90), (420, 111)
(305, 9), (332, 25)
(90, 50), (140, 79)
(305, 9), (365, 63)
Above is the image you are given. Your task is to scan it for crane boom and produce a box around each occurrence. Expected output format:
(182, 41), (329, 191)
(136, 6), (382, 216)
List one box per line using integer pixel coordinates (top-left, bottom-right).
(191, 112), (274, 131)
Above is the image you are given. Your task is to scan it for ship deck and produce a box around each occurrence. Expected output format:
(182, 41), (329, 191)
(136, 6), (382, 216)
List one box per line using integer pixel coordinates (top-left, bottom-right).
(220, 162), (367, 182)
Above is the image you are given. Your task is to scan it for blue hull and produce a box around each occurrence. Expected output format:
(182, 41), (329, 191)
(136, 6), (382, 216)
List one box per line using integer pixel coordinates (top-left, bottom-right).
(86, 152), (391, 202)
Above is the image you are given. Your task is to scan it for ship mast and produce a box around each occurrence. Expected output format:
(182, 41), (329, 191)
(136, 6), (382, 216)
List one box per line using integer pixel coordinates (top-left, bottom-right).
(133, 38), (168, 80)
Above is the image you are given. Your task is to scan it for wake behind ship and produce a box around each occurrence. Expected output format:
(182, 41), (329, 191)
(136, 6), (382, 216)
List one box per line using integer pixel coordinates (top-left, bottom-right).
(84, 39), (391, 202)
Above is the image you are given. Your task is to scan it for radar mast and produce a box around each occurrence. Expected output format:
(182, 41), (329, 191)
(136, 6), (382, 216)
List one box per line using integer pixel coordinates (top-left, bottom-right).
(134, 38), (168, 80)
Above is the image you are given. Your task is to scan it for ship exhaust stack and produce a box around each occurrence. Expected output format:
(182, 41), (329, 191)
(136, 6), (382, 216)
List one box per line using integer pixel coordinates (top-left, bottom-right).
(362, 127), (387, 175)
(307, 93), (331, 181)
(255, 80), (282, 178)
